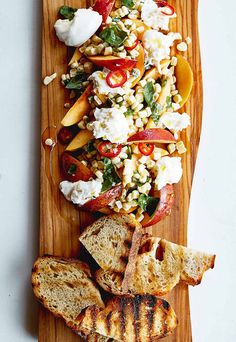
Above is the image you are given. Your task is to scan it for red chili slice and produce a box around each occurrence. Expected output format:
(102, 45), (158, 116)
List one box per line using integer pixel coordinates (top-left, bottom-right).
(126, 38), (139, 51)
(138, 143), (155, 156)
(156, 0), (175, 16)
(97, 141), (122, 158)
(106, 70), (127, 88)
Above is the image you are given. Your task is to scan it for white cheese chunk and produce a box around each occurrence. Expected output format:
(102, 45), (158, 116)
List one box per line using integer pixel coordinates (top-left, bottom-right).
(92, 107), (130, 143)
(159, 112), (190, 133)
(143, 30), (174, 69)
(59, 178), (102, 205)
(54, 9), (102, 47)
(155, 156), (183, 190)
(141, 0), (176, 31)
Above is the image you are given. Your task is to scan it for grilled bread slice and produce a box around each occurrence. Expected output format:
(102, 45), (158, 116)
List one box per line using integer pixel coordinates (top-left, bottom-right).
(77, 295), (178, 341)
(96, 236), (216, 296)
(87, 333), (115, 341)
(32, 256), (104, 329)
(79, 214), (143, 289)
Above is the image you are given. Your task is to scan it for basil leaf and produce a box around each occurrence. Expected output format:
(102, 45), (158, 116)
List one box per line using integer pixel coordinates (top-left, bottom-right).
(138, 194), (160, 217)
(102, 158), (121, 192)
(166, 95), (172, 109)
(59, 6), (77, 20)
(122, 0), (135, 9)
(67, 164), (77, 175)
(84, 140), (95, 153)
(65, 71), (88, 92)
(124, 108), (135, 117)
(99, 26), (128, 47)
(143, 82), (155, 107)
(151, 102), (162, 125)
(127, 146), (132, 159)
(144, 82), (162, 125)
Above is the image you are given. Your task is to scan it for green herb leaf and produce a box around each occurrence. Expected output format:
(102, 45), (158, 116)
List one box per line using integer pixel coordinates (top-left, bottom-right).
(124, 108), (135, 117)
(67, 164), (77, 175)
(99, 26), (128, 47)
(102, 157), (121, 192)
(166, 96), (172, 109)
(59, 6), (77, 20)
(122, 0), (135, 9)
(151, 102), (162, 125)
(84, 140), (95, 153)
(65, 71), (88, 91)
(127, 146), (132, 159)
(103, 98), (113, 108)
(143, 82), (155, 107)
(144, 82), (162, 125)
(138, 194), (160, 217)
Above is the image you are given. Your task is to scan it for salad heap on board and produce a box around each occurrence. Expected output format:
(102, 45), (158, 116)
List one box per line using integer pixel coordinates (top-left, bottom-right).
(51, 0), (193, 228)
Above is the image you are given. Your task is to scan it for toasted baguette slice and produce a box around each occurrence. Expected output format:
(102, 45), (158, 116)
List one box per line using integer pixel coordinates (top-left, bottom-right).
(87, 333), (115, 341)
(32, 256), (104, 328)
(79, 214), (143, 289)
(77, 295), (177, 341)
(96, 236), (216, 296)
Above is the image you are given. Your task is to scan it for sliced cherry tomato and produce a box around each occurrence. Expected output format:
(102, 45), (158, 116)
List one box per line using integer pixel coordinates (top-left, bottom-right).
(126, 38), (139, 51)
(138, 142), (155, 156)
(155, 1), (175, 16)
(97, 141), (122, 158)
(106, 70), (127, 88)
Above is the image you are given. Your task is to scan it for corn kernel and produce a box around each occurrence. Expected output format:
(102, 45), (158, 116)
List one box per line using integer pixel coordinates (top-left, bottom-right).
(176, 141), (187, 154)
(168, 143), (176, 154)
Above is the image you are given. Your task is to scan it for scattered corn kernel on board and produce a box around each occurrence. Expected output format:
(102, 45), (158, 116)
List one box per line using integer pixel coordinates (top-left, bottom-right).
(40, 0), (202, 341)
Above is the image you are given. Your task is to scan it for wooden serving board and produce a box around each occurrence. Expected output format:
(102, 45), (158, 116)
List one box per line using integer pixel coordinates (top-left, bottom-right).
(39, 0), (202, 341)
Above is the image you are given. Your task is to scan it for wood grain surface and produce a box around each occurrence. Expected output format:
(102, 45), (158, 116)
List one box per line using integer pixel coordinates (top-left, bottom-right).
(39, 0), (202, 341)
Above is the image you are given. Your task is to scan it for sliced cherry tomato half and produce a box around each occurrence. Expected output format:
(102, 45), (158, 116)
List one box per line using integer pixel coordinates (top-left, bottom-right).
(97, 141), (122, 158)
(138, 142), (155, 156)
(126, 38), (139, 51)
(155, 1), (175, 16)
(106, 70), (127, 88)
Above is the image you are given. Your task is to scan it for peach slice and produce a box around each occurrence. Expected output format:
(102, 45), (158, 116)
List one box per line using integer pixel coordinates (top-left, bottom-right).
(68, 48), (82, 66)
(61, 84), (93, 127)
(143, 60), (170, 81)
(81, 184), (123, 211)
(87, 55), (137, 71)
(128, 128), (176, 144)
(131, 43), (145, 88)
(66, 129), (94, 152)
(175, 55), (193, 107)
(93, 0), (115, 23)
(60, 152), (94, 182)
(141, 184), (175, 228)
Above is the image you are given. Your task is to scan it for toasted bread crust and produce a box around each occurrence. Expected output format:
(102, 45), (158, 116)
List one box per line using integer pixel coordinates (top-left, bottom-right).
(77, 295), (177, 341)
(79, 214), (143, 291)
(32, 255), (104, 330)
(96, 236), (216, 296)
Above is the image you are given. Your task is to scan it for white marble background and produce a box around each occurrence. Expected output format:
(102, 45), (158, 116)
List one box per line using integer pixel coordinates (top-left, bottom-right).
(0, 0), (235, 341)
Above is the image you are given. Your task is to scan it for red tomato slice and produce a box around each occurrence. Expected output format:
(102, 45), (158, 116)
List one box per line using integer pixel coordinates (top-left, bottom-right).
(106, 70), (127, 88)
(97, 141), (122, 158)
(126, 38), (139, 51)
(138, 143), (155, 156)
(155, 1), (175, 16)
